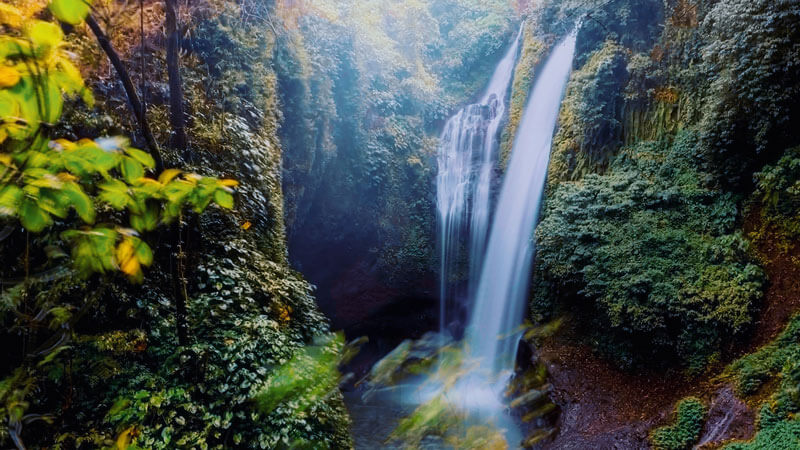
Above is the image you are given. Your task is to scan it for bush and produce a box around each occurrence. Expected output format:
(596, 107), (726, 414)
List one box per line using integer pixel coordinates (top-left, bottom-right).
(536, 132), (765, 366)
(724, 316), (800, 449)
(751, 146), (800, 243)
(650, 397), (707, 450)
(699, 0), (800, 186)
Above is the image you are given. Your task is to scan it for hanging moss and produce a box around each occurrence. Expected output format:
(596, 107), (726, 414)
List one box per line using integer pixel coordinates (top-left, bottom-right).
(498, 20), (545, 168)
(547, 40), (628, 183)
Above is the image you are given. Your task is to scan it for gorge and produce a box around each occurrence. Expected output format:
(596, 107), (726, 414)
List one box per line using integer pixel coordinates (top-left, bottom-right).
(0, 0), (799, 449)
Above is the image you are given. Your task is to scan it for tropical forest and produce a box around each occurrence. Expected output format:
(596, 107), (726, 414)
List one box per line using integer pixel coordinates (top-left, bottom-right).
(1, 0), (799, 448)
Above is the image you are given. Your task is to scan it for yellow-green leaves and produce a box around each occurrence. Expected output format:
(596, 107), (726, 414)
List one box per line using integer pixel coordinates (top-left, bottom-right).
(0, 4), (23, 28)
(62, 227), (118, 276)
(26, 20), (63, 58)
(0, 185), (22, 215)
(0, 19), (88, 142)
(213, 189), (234, 209)
(49, 0), (92, 25)
(0, 66), (20, 88)
(116, 233), (152, 282)
(0, 9), (237, 284)
(19, 197), (51, 232)
(61, 227), (154, 281)
(124, 147), (155, 169)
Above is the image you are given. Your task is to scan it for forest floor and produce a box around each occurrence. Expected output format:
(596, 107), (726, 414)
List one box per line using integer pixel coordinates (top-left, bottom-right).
(535, 210), (800, 449)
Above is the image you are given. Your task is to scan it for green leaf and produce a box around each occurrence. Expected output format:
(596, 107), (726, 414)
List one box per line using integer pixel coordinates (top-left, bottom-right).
(7, 76), (40, 139)
(124, 147), (155, 169)
(0, 185), (22, 215)
(36, 189), (69, 218)
(134, 238), (153, 266)
(41, 78), (64, 124)
(163, 180), (193, 199)
(99, 179), (130, 210)
(26, 21), (63, 56)
(19, 198), (51, 232)
(49, 0), (91, 25)
(73, 142), (120, 174)
(120, 156), (144, 183)
(213, 189), (234, 209)
(63, 183), (94, 223)
(130, 208), (158, 232)
(0, 90), (17, 117)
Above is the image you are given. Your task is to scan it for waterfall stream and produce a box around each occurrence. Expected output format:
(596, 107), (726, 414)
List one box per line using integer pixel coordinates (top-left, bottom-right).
(350, 28), (578, 449)
(433, 29), (577, 417)
(464, 30), (577, 379)
(436, 28), (521, 338)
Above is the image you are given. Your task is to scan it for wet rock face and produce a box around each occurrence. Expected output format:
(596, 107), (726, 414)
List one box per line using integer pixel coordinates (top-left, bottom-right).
(696, 387), (755, 448)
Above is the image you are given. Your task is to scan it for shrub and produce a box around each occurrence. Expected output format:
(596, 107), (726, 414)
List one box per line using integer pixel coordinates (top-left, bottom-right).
(699, 0), (800, 186)
(650, 397), (707, 450)
(724, 316), (800, 449)
(751, 146), (800, 244)
(536, 132), (765, 366)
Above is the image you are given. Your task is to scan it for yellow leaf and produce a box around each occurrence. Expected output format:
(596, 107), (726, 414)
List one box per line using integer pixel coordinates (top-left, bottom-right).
(121, 257), (140, 279)
(157, 168), (181, 184)
(0, 4), (23, 27)
(0, 66), (20, 88)
(56, 172), (77, 181)
(116, 426), (138, 450)
(116, 239), (138, 276)
(136, 177), (162, 187)
(241, 221), (251, 230)
(278, 305), (292, 322)
(51, 138), (77, 151)
(219, 179), (239, 188)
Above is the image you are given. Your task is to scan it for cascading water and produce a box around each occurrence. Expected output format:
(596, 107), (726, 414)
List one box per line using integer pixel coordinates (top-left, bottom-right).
(352, 28), (577, 449)
(465, 30), (577, 381)
(436, 27), (521, 338)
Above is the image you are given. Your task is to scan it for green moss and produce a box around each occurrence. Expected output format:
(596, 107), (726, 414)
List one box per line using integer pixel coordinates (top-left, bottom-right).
(722, 316), (800, 449)
(548, 40), (628, 183)
(499, 20), (545, 168)
(536, 132), (765, 366)
(650, 397), (707, 450)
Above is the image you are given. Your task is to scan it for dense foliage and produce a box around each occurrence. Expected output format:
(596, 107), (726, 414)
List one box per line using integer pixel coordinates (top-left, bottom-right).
(699, 0), (800, 186)
(0, 0), (352, 447)
(751, 146), (800, 247)
(548, 40), (628, 181)
(535, 132), (764, 366)
(724, 316), (800, 449)
(649, 397), (707, 450)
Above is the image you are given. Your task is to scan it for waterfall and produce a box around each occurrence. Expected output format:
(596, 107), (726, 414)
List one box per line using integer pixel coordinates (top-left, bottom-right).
(465, 30), (577, 377)
(436, 27), (521, 338)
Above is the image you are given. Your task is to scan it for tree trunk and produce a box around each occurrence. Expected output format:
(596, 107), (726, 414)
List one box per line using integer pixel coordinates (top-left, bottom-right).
(165, 0), (188, 153)
(85, 15), (164, 172)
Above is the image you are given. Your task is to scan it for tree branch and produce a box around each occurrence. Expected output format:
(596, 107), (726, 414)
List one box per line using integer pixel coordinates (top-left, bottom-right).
(85, 14), (165, 172)
(164, 0), (188, 153)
